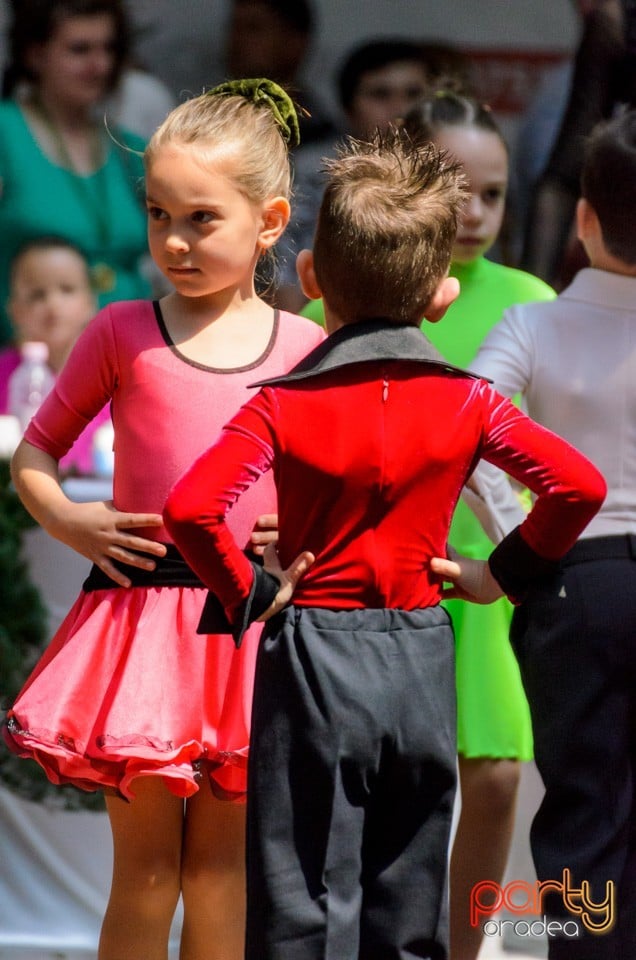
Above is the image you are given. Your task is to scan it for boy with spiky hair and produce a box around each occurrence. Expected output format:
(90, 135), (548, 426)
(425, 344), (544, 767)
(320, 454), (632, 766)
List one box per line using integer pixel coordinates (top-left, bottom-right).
(165, 128), (605, 960)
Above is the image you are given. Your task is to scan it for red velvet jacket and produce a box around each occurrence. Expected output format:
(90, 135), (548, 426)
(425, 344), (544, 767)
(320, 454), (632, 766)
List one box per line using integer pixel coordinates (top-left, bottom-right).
(164, 321), (606, 643)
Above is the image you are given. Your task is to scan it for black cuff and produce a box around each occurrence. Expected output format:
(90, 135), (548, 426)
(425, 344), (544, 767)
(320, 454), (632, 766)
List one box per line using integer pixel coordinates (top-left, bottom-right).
(488, 526), (559, 603)
(196, 561), (280, 648)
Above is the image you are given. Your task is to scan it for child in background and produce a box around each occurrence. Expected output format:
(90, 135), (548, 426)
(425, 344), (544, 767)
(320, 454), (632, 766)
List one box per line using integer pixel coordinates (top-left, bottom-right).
(401, 89), (556, 960)
(164, 127), (605, 960)
(0, 236), (109, 475)
(464, 108), (636, 959)
(4, 80), (324, 960)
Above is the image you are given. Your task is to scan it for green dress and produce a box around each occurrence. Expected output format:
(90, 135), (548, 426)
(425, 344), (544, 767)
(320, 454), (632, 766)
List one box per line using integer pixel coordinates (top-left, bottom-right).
(300, 257), (555, 759)
(0, 100), (151, 345)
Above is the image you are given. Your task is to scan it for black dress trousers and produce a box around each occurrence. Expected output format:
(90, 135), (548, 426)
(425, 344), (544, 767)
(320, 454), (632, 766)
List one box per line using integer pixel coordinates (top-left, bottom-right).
(245, 605), (457, 960)
(511, 536), (636, 960)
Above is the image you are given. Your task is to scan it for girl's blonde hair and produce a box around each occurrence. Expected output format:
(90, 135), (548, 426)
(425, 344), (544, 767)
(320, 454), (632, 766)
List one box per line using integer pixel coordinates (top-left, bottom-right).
(144, 89), (293, 203)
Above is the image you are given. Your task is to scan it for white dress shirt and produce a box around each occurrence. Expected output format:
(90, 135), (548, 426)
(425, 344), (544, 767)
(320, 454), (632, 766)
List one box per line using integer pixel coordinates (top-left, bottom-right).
(472, 267), (636, 539)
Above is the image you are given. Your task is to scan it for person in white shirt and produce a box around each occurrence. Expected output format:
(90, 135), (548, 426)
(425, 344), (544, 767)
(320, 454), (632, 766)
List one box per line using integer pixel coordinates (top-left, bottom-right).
(436, 108), (636, 959)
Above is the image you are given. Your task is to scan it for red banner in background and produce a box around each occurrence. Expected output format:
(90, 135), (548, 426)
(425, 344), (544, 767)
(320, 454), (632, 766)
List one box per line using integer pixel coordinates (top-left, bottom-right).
(463, 48), (571, 115)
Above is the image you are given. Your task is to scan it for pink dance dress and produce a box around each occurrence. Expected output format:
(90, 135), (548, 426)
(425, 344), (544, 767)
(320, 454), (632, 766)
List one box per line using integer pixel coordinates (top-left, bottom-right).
(4, 300), (324, 800)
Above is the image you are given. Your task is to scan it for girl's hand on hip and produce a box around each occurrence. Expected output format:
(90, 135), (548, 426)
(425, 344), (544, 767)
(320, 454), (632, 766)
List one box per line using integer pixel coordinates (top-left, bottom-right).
(249, 512), (279, 556)
(51, 499), (167, 587)
(257, 542), (315, 621)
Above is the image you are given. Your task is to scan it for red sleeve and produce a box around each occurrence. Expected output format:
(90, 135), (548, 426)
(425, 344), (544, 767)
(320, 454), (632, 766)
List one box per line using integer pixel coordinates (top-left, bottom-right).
(164, 388), (278, 620)
(477, 382), (606, 561)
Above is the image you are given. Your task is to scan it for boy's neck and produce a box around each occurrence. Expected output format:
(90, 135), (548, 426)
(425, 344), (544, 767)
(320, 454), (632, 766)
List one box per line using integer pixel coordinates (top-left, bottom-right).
(585, 249), (636, 278)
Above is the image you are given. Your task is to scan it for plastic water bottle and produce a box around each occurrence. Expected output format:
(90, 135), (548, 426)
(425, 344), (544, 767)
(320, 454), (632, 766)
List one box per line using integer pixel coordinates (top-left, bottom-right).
(92, 420), (115, 478)
(8, 341), (56, 432)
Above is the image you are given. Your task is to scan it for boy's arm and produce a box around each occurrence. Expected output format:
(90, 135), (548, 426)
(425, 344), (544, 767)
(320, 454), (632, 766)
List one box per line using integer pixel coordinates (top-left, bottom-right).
(164, 390), (310, 646)
(461, 462), (526, 543)
(459, 383), (606, 602)
(459, 306), (534, 541)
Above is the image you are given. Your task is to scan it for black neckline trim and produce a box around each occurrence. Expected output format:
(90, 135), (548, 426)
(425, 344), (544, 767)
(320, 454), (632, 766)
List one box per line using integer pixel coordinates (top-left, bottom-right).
(153, 301), (280, 374)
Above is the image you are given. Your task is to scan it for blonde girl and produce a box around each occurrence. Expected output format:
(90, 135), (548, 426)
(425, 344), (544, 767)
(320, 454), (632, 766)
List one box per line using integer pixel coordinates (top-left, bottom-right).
(4, 80), (324, 960)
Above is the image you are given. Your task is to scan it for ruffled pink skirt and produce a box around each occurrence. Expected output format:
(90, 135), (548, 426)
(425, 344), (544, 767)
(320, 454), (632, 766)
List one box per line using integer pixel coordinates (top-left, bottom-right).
(4, 585), (261, 801)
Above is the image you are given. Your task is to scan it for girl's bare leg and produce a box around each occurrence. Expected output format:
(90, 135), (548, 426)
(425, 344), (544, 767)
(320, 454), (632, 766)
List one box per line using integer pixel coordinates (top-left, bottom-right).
(98, 777), (184, 960)
(450, 757), (521, 960)
(179, 774), (247, 960)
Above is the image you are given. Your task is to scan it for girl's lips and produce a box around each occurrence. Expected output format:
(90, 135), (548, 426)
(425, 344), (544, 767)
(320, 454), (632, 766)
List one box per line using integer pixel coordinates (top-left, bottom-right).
(456, 237), (484, 246)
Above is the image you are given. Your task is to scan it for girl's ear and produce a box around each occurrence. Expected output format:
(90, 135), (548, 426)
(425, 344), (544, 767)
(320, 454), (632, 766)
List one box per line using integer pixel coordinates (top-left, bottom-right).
(259, 197), (291, 250)
(295, 249), (321, 300)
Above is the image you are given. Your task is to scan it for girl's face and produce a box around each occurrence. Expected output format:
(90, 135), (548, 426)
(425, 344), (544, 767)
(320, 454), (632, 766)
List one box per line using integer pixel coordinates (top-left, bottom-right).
(433, 125), (508, 265)
(27, 14), (117, 110)
(145, 145), (279, 302)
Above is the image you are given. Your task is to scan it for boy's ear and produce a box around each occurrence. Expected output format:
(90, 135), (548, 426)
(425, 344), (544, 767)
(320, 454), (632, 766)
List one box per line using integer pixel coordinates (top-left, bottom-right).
(576, 196), (598, 242)
(423, 276), (460, 324)
(259, 197), (291, 249)
(296, 249), (322, 300)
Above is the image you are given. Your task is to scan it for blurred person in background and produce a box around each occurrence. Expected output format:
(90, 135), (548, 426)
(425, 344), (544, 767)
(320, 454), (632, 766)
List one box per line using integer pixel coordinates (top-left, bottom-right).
(521, 0), (636, 287)
(0, 0), (152, 346)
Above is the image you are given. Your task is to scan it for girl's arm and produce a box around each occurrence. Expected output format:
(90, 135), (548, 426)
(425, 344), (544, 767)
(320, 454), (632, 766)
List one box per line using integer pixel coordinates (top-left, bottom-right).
(12, 439), (166, 588)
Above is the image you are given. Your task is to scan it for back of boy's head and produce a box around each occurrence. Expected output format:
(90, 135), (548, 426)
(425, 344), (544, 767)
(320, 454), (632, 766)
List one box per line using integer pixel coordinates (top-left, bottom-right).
(581, 109), (636, 264)
(313, 126), (466, 325)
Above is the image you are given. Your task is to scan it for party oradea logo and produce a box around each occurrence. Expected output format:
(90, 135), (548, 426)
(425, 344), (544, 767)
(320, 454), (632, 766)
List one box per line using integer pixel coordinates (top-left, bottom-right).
(470, 869), (615, 941)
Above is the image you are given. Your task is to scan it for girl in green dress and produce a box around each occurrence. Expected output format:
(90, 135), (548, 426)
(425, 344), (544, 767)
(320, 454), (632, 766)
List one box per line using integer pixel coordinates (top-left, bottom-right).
(402, 90), (555, 960)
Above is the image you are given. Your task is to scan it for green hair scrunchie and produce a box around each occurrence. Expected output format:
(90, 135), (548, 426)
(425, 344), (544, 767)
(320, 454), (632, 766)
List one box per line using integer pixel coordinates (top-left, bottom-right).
(207, 78), (300, 148)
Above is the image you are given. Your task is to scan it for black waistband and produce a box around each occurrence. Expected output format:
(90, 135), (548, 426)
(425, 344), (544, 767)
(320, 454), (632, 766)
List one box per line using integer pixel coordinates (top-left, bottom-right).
(561, 534), (636, 567)
(82, 544), (205, 592)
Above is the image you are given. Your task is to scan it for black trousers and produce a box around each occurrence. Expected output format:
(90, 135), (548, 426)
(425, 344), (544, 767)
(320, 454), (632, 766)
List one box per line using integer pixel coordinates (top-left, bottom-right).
(245, 605), (457, 960)
(511, 536), (636, 960)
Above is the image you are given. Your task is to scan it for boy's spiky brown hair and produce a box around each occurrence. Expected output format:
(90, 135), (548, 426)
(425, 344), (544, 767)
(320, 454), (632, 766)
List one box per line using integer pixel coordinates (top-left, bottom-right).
(313, 126), (467, 325)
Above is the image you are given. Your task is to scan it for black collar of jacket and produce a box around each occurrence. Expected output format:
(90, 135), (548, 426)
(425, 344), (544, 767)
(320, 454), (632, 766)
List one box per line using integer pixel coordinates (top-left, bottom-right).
(250, 318), (489, 387)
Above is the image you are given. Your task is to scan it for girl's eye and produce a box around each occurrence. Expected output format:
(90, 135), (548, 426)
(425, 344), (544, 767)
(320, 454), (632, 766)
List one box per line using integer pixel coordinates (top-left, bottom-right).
(147, 206), (167, 221)
(191, 210), (215, 224)
(483, 187), (505, 204)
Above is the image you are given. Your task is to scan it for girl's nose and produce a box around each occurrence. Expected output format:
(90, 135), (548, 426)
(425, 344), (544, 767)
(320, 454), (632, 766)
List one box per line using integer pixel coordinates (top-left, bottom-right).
(463, 195), (483, 224)
(165, 232), (190, 253)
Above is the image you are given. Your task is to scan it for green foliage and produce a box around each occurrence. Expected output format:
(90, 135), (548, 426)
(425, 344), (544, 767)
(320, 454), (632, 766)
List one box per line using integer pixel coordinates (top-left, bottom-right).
(0, 459), (104, 810)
